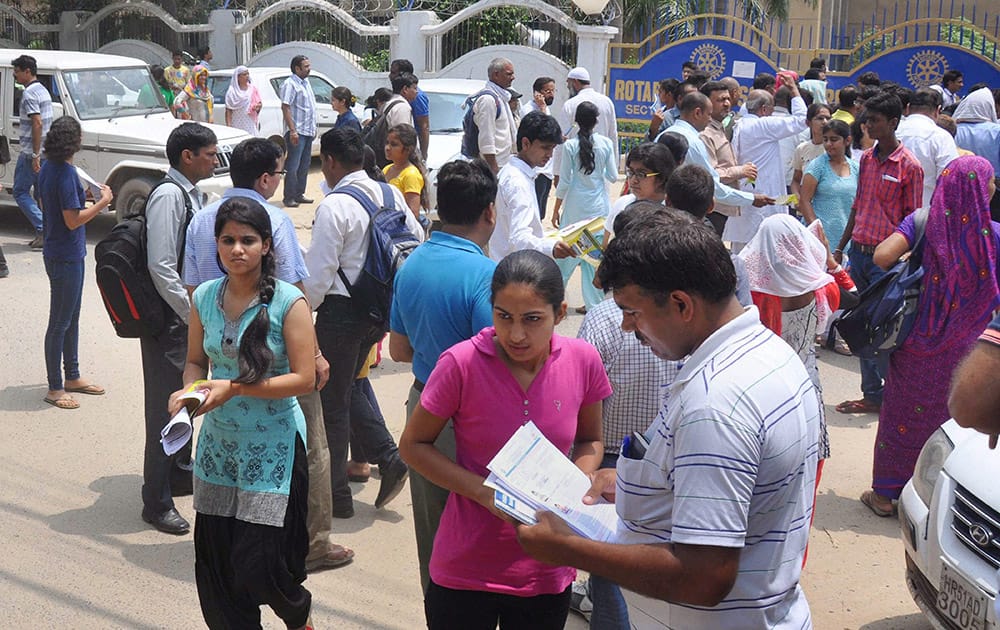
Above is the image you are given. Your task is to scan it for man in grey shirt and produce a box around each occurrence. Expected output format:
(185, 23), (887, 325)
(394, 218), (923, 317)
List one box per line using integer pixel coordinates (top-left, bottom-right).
(140, 122), (217, 535)
(12, 54), (53, 249)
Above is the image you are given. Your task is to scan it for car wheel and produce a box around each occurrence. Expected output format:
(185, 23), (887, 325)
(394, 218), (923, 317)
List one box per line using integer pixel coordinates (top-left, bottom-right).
(115, 175), (158, 222)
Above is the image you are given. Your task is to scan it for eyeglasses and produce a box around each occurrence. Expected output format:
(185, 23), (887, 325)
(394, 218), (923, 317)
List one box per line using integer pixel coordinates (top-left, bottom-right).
(268, 170), (287, 176)
(626, 169), (659, 181)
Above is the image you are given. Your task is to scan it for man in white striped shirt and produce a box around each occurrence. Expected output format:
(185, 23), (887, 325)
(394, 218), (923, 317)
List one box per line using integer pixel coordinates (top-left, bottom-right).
(518, 210), (818, 629)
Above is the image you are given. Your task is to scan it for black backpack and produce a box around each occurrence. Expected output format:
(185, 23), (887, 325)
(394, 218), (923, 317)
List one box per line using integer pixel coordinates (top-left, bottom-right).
(461, 90), (502, 159)
(94, 178), (192, 338)
(363, 100), (405, 169)
(333, 182), (421, 333)
(833, 208), (929, 359)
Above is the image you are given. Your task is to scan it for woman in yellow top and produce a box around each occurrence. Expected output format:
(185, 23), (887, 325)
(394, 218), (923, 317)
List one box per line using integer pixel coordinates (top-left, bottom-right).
(383, 123), (428, 222)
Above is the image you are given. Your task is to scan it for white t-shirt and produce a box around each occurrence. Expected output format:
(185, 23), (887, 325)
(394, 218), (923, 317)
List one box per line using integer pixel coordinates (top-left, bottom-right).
(615, 307), (818, 629)
(605, 194), (636, 237)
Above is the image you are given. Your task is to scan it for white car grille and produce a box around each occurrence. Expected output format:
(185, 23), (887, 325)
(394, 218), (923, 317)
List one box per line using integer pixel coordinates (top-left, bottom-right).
(951, 483), (1000, 569)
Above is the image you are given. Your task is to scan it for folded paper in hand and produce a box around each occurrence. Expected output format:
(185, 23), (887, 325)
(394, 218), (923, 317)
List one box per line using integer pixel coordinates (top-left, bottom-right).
(485, 421), (619, 542)
(161, 380), (208, 456)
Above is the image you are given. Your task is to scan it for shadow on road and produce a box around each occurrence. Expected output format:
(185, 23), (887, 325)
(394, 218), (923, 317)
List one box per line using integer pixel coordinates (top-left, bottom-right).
(0, 384), (51, 411)
(814, 489), (904, 538)
(48, 474), (195, 584)
(858, 612), (933, 629)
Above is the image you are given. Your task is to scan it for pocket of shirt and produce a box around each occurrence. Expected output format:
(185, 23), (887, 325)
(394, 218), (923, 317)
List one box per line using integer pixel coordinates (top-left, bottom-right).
(615, 454), (671, 527)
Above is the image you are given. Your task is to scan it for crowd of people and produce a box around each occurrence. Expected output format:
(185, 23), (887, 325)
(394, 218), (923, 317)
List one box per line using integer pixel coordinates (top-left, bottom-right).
(9, 43), (1000, 628)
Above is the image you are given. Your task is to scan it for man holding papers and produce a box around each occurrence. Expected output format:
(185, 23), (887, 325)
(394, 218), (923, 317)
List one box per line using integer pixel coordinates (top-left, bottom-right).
(516, 211), (819, 629)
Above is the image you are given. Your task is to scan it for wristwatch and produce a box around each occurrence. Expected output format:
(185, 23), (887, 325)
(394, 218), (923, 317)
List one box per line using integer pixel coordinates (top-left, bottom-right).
(31, 152), (40, 159)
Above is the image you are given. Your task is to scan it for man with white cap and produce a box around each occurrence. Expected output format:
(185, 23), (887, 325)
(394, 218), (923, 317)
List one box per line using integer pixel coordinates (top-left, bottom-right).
(555, 67), (619, 178)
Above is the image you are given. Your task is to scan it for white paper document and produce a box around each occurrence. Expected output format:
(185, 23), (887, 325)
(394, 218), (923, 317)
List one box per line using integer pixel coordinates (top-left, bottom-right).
(160, 408), (193, 456)
(486, 421), (619, 542)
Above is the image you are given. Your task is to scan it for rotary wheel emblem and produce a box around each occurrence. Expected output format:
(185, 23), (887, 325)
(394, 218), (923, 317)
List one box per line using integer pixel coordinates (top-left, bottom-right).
(906, 50), (947, 88)
(690, 44), (726, 80)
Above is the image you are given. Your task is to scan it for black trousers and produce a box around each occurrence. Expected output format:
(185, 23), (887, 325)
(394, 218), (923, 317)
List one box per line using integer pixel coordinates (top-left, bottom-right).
(535, 174), (552, 220)
(139, 312), (192, 515)
(195, 436), (311, 630)
(425, 581), (571, 630)
(315, 296), (398, 512)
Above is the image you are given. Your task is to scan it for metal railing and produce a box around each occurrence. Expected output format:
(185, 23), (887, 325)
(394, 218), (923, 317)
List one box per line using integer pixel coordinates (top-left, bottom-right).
(73, 1), (211, 56)
(0, 5), (60, 50)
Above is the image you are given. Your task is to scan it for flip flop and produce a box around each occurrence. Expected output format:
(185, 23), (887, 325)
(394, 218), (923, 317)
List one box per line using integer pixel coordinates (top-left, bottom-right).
(65, 384), (105, 395)
(860, 490), (896, 517)
(835, 398), (881, 414)
(44, 396), (80, 410)
(305, 544), (355, 573)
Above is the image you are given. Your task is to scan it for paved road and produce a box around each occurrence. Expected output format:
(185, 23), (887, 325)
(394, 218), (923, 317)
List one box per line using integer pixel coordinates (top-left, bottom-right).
(0, 167), (931, 628)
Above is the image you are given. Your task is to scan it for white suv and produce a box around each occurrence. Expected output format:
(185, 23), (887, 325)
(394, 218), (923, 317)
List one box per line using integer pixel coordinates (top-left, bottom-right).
(0, 49), (252, 220)
(900, 419), (999, 629)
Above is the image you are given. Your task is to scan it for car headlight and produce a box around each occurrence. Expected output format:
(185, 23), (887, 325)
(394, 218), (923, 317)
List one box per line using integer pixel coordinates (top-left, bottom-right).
(911, 427), (955, 505)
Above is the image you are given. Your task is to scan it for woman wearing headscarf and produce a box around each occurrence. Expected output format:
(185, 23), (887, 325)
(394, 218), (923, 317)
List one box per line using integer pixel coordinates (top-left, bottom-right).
(863, 156), (1000, 517)
(225, 66), (262, 136)
(174, 64), (213, 123)
(740, 214), (838, 483)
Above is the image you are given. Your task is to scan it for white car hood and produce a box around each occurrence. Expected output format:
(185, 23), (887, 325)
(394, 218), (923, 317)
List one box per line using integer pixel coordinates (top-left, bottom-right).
(89, 113), (250, 152)
(426, 132), (463, 171)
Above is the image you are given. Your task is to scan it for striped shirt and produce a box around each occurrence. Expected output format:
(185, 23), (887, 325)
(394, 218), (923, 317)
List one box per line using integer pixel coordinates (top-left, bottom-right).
(615, 307), (818, 629)
(578, 297), (680, 454)
(19, 81), (53, 153)
(183, 188), (309, 289)
(850, 141), (923, 246)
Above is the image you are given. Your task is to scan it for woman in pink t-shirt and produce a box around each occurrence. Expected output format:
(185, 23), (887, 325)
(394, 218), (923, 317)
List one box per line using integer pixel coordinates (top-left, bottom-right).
(400, 250), (611, 629)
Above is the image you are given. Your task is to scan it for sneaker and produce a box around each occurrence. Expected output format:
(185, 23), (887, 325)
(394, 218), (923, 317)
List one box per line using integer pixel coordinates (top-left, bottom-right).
(569, 579), (593, 621)
(28, 234), (43, 249)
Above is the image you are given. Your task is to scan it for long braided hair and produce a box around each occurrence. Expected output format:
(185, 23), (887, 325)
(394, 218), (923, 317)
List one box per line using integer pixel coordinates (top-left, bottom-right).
(214, 197), (275, 384)
(575, 101), (599, 175)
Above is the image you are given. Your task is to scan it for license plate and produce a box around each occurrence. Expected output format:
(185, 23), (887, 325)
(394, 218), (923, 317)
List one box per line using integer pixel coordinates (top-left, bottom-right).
(937, 562), (989, 630)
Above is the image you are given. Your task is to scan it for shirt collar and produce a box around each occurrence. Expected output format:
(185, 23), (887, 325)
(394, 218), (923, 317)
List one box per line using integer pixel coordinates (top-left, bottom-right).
(707, 118), (725, 131)
(428, 230), (487, 256)
(291, 73), (308, 87)
(672, 306), (762, 386)
(166, 167), (198, 194)
(331, 169), (370, 192)
(222, 187), (270, 206)
(871, 140), (909, 163)
(509, 156), (537, 179)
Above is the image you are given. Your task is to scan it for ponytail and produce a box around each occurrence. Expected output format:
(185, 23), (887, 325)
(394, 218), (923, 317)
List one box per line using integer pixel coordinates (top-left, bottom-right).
(234, 251), (275, 385)
(575, 102), (599, 175)
(214, 198), (276, 385)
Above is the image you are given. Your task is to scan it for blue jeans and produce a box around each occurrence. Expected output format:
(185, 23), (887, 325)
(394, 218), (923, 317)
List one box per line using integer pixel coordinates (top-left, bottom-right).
(588, 452), (630, 630)
(283, 132), (313, 203)
(848, 245), (890, 404)
(44, 258), (85, 391)
(14, 152), (43, 232)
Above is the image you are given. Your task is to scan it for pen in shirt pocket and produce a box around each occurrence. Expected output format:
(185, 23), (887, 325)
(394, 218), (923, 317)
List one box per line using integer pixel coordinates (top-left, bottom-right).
(882, 174), (900, 183)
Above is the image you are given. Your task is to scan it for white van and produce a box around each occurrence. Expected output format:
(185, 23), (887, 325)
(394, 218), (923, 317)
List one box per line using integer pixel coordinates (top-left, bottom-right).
(0, 49), (252, 220)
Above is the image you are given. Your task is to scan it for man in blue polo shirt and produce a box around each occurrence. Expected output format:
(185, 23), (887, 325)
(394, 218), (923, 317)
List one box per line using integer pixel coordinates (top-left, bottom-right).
(390, 58), (430, 159)
(389, 158), (498, 593)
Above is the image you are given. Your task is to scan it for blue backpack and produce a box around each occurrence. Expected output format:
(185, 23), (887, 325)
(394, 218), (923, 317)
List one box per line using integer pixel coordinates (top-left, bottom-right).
(461, 90), (503, 159)
(333, 182), (421, 332)
(833, 208), (929, 359)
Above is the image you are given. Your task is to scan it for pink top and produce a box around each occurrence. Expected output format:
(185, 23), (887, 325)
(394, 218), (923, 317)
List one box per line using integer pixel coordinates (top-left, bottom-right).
(421, 326), (612, 596)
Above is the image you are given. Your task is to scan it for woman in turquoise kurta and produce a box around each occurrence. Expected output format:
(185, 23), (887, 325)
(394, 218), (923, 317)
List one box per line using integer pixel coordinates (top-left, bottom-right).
(552, 101), (618, 312)
(169, 197), (316, 630)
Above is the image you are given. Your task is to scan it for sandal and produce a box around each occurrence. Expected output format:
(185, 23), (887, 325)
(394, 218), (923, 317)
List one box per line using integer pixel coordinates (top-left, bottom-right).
(860, 490), (896, 517)
(44, 395), (80, 410)
(834, 339), (853, 356)
(835, 398), (881, 414)
(305, 544), (355, 573)
(65, 383), (106, 395)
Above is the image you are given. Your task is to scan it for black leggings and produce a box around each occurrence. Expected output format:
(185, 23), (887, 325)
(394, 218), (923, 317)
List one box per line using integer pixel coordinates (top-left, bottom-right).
(424, 580), (571, 630)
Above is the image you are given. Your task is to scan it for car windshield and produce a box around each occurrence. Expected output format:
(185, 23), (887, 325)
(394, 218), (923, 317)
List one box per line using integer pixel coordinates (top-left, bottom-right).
(425, 91), (468, 133)
(62, 67), (168, 120)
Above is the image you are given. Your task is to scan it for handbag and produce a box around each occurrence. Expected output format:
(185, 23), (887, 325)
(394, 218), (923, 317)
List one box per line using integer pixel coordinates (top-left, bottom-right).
(833, 208), (929, 359)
